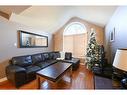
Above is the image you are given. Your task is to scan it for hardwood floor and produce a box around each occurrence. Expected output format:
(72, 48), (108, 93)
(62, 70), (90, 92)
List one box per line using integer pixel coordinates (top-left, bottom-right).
(0, 64), (94, 89)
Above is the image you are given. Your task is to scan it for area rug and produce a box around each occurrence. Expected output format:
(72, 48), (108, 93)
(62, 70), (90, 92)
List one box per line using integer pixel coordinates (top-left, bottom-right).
(94, 75), (113, 89)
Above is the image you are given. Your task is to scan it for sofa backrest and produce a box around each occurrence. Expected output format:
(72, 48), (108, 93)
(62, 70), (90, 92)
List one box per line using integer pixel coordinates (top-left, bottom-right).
(11, 51), (61, 67)
(42, 53), (50, 60)
(41, 52), (60, 60)
(31, 54), (42, 64)
(52, 52), (60, 59)
(48, 52), (54, 59)
(65, 52), (72, 60)
(12, 55), (32, 67)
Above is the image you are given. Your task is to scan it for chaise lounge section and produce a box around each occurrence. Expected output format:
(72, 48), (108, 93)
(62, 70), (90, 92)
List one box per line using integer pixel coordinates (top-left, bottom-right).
(6, 51), (80, 88)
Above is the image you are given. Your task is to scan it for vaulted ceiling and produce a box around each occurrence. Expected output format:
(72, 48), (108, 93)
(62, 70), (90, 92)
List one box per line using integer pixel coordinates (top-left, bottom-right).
(0, 6), (30, 15)
(0, 6), (117, 34)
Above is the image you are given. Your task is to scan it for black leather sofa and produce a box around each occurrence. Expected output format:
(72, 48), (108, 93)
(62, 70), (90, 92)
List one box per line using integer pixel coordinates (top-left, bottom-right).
(6, 51), (80, 88)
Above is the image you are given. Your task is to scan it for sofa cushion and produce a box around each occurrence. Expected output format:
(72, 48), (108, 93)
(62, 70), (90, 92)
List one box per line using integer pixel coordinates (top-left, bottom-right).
(25, 65), (41, 73)
(45, 60), (57, 64)
(65, 52), (72, 60)
(42, 53), (50, 60)
(63, 58), (79, 64)
(52, 52), (60, 59)
(36, 62), (47, 69)
(36, 62), (51, 69)
(12, 55), (32, 67)
(41, 54), (45, 61)
(42, 52), (60, 60)
(31, 54), (42, 64)
(48, 52), (54, 59)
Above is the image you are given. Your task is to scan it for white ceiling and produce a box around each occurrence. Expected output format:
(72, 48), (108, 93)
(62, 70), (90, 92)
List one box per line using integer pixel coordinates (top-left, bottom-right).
(0, 6), (117, 34)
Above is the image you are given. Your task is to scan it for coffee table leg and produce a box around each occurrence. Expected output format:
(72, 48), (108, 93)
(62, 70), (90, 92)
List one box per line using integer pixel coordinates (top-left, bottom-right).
(70, 67), (72, 83)
(37, 75), (40, 89)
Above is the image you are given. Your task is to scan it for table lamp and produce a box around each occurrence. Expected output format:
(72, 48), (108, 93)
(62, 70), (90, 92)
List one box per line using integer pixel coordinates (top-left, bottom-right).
(113, 49), (127, 71)
(113, 49), (127, 88)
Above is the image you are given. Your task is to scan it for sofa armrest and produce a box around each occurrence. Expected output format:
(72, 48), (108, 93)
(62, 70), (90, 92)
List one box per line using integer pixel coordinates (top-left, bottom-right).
(62, 58), (80, 71)
(6, 65), (27, 88)
(6, 65), (26, 73)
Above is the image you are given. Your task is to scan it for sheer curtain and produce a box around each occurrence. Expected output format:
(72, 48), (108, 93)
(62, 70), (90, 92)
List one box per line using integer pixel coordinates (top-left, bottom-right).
(63, 34), (87, 58)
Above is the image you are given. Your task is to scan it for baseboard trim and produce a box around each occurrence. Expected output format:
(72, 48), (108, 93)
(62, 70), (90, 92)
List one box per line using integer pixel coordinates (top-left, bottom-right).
(0, 77), (7, 82)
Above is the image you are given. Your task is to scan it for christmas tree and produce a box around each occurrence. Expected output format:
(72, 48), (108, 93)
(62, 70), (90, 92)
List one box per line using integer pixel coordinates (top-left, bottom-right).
(86, 28), (99, 70)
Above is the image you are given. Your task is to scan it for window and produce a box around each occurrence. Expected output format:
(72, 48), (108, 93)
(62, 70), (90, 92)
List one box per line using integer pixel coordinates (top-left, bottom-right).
(63, 22), (87, 35)
(63, 22), (87, 58)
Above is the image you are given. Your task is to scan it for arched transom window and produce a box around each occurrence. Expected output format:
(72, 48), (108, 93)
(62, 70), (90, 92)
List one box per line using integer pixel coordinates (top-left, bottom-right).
(63, 22), (87, 35)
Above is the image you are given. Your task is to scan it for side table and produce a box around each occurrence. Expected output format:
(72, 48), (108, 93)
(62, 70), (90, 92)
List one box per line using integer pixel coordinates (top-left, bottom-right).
(112, 70), (123, 89)
(112, 79), (121, 89)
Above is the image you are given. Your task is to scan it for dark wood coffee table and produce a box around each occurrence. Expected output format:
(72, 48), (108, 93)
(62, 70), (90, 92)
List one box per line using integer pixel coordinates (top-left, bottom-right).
(36, 62), (72, 89)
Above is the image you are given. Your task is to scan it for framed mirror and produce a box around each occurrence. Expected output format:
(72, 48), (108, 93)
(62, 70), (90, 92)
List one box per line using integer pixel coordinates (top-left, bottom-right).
(18, 30), (48, 48)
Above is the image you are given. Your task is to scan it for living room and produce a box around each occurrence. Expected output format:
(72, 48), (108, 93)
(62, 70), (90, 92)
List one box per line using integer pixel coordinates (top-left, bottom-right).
(0, 1), (127, 93)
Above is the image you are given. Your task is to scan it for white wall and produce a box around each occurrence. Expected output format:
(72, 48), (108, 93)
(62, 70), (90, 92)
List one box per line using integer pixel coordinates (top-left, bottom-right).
(0, 16), (53, 78)
(105, 6), (127, 63)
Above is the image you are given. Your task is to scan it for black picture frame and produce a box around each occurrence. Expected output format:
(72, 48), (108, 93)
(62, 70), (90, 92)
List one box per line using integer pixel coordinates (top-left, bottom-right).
(18, 30), (48, 48)
(110, 28), (115, 42)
